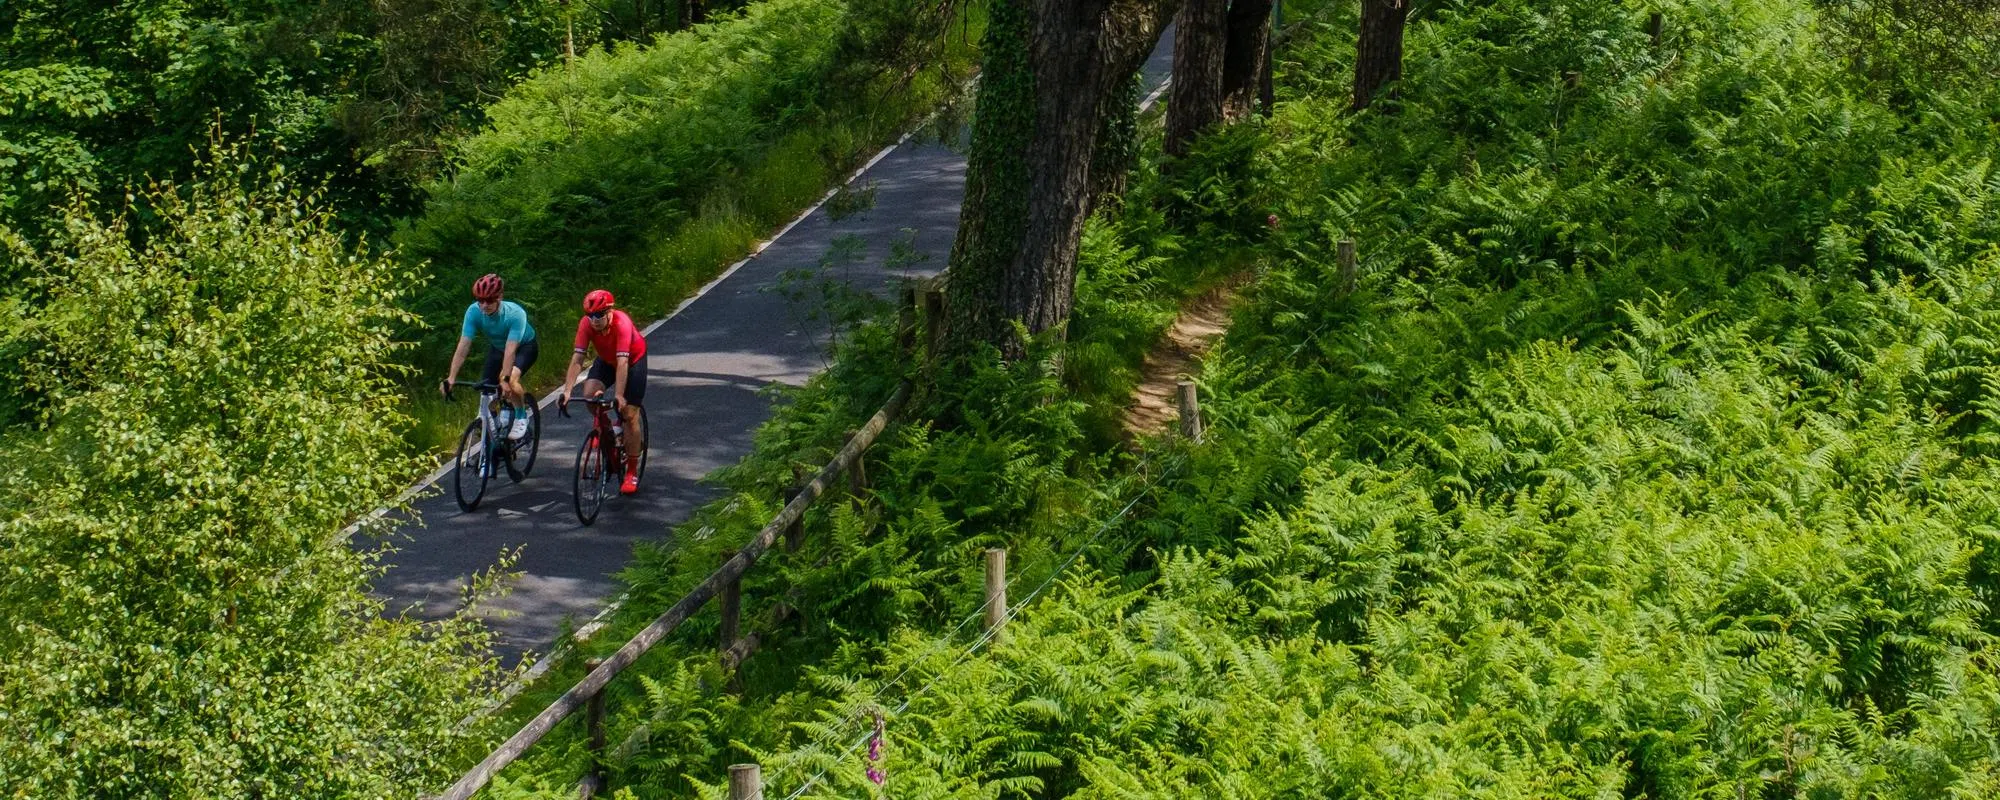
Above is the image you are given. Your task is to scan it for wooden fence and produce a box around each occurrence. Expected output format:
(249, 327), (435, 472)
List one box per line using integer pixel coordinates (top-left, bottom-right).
(428, 380), (909, 800)
(425, 279), (946, 800)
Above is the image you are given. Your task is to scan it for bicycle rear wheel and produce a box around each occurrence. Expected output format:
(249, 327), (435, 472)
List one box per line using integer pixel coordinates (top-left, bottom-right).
(520, 401), (542, 475)
(574, 430), (607, 526)
(453, 420), (488, 511)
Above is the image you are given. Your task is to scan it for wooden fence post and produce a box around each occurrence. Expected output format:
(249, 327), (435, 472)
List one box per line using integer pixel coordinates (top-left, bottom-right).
(1563, 70), (1582, 89)
(719, 558), (744, 695)
(1649, 11), (1664, 48)
(983, 548), (1008, 640)
(1337, 239), (1357, 294)
(784, 464), (807, 552)
(718, 554), (741, 656)
(846, 430), (869, 499)
(921, 283), (946, 362)
(897, 284), (919, 356)
(580, 658), (607, 798)
(424, 383), (914, 800)
(1177, 381), (1203, 443)
(728, 763), (762, 800)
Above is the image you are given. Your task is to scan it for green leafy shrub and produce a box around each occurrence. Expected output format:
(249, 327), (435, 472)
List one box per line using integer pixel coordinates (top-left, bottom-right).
(0, 0), (571, 249)
(0, 146), (503, 796)
(398, 0), (847, 333)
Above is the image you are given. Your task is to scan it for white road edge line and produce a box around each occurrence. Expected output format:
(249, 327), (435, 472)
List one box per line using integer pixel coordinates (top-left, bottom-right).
(345, 87), (962, 544)
(407, 81), (974, 710)
(462, 505), (732, 730)
(1140, 77), (1173, 112)
(476, 71), (1161, 699)
(405, 62), (1167, 713)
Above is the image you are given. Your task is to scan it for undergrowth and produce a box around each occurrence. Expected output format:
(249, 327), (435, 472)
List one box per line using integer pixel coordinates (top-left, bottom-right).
(458, 0), (2000, 797)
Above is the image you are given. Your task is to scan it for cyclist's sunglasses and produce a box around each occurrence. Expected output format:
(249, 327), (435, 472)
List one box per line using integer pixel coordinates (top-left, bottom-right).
(586, 309), (611, 321)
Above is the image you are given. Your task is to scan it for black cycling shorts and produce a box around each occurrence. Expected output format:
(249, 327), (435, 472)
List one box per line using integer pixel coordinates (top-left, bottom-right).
(481, 338), (539, 385)
(586, 356), (648, 406)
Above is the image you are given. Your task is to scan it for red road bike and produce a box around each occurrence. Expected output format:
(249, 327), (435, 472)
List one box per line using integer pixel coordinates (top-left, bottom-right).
(559, 395), (648, 526)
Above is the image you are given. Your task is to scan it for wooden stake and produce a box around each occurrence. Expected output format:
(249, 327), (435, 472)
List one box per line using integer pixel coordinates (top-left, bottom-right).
(846, 431), (868, 499)
(428, 384), (916, 800)
(728, 764), (762, 800)
(920, 284), (946, 362)
(1337, 239), (1357, 294)
(784, 464), (807, 552)
(718, 555), (741, 656)
(897, 284), (919, 356)
(1177, 381), (1203, 443)
(983, 549), (1008, 639)
(582, 658), (607, 797)
(1563, 70), (1582, 89)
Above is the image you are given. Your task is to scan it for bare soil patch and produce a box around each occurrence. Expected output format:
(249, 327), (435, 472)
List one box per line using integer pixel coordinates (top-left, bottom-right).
(1121, 275), (1248, 439)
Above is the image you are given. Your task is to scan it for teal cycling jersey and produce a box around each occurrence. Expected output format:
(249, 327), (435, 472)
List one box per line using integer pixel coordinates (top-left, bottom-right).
(461, 300), (536, 344)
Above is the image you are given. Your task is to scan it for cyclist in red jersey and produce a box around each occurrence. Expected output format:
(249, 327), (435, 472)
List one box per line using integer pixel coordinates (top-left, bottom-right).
(558, 290), (648, 494)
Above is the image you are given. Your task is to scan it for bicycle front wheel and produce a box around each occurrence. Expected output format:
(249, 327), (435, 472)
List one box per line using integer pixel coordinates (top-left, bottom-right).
(574, 430), (607, 526)
(518, 401), (542, 476)
(453, 419), (489, 512)
(506, 401), (542, 482)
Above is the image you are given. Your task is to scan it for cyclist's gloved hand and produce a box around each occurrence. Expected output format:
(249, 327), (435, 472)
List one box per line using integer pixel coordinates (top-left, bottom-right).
(439, 379), (451, 400)
(614, 395), (628, 413)
(557, 395), (569, 416)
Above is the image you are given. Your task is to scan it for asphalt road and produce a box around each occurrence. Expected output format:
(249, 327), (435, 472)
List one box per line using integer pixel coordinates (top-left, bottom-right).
(371, 33), (1178, 665)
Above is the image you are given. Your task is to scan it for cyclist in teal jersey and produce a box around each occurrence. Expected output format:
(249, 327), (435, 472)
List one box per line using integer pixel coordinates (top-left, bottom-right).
(442, 273), (540, 439)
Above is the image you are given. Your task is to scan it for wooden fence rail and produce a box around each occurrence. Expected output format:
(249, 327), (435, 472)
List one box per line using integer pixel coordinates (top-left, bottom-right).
(427, 380), (914, 800)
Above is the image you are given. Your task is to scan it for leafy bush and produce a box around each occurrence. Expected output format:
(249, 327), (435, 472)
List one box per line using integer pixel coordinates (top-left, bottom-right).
(0, 0), (571, 248)
(399, 0), (847, 332)
(0, 147), (503, 796)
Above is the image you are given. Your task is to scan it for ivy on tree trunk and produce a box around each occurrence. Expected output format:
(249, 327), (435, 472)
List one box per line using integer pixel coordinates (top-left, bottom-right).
(943, 0), (1179, 360)
(1088, 72), (1145, 217)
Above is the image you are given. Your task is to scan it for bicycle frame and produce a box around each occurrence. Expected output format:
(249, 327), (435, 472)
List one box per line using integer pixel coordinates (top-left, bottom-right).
(474, 390), (499, 477)
(562, 394), (644, 525)
(451, 383), (508, 478)
(583, 399), (627, 471)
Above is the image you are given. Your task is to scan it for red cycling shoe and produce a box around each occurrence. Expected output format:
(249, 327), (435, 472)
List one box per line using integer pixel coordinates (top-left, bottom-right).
(620, 463), (640, 495)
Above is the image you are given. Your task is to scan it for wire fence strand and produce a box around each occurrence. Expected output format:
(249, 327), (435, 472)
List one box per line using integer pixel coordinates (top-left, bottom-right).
(771, 450), (1188, 800)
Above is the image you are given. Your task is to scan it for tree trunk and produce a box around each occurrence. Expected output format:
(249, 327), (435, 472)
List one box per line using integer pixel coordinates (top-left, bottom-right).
(1221, 0), (1274, 119)
(944, 0), (1180, 359)
(1165, 0), (1228, 158)
(1353, 0), (1406, 112)
(684, 0), (705, 26)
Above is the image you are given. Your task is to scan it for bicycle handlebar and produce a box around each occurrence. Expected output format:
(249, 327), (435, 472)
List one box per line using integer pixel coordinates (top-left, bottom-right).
(556, 394), (622, 419)
(441, 379), (501, 402)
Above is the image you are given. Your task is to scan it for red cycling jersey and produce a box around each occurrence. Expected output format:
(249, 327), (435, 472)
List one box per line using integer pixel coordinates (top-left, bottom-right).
(573, 310), (648, 364)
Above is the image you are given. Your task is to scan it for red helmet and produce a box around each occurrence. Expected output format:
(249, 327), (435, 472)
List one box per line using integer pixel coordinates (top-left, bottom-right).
(471, 273), (504, 301)
(583, 289), (616, 314)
